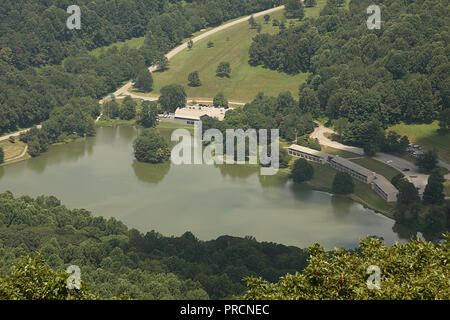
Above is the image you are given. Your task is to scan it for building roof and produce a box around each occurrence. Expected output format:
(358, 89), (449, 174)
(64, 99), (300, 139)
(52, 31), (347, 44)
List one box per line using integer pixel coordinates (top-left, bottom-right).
(329, 156), (376, 178)
(174, 105), (228, 121)
(287, 144), (329, 159)
(372, 174), (399, 195)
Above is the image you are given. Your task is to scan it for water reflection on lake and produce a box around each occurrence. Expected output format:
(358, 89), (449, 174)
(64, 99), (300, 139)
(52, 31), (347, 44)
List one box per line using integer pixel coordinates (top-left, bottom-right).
(0, 126), (407, 249)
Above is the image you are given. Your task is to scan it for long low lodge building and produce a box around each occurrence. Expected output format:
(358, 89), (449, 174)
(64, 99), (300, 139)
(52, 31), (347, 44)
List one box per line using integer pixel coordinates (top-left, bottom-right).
(287, 144), (328, 164)
(328, 156), (376, 184)
(287, 144), (398, 202)
(371, 174), (399, 202)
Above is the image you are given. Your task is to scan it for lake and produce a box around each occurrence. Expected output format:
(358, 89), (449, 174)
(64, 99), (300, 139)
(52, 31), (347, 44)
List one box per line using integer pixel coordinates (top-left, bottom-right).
(0, 125), (404, 249)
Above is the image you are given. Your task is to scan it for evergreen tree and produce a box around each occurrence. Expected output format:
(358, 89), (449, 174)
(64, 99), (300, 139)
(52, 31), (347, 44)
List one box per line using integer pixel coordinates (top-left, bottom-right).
(291, 158), (314, 182)
(397, 180), (420, 205)
(423, 170), (445, 205)
(159, 84), (187, 113)
(0, 146), (4, 163)
(332, 172), (355, 194)
(135, 69), (154, 92)
(285, 0), (305, 20)
(416, 150), (438, 172)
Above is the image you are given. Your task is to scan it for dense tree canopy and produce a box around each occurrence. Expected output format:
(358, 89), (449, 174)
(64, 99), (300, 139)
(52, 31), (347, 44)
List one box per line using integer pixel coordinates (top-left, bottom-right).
(244, 235), (450, 300)
(0, 191), (309, 300)
(133, 129), (171, 163)
(332, 172), (354, 195)
(291, 158), (314, 183)
(0, 0), (282, 136)
(249, 0), (449, 128)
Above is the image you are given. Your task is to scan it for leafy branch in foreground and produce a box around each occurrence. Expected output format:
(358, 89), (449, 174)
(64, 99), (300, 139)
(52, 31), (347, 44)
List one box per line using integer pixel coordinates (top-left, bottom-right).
(243, 235), (450, 300)
(0, 254), (99, 300)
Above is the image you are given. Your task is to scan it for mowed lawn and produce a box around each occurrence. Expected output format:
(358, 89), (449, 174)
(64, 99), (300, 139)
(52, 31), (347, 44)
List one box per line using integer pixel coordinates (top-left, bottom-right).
(0, 140), (27, 162)
(148, 8), (317, 102)
(388, 121), (450, 163)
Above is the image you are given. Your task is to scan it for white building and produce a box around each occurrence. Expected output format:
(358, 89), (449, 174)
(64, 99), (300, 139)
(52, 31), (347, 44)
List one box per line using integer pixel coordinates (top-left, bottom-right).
(174, 105), (229, 124)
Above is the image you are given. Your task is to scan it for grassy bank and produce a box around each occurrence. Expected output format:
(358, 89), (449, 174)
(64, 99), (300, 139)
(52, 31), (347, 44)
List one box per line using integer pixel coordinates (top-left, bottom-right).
(388, 121), (450, 163)
(146, 7), (321, 102)
(280, 153), (396, 217)
(0, 140), (29, 166)
(305, 163), (396, 217)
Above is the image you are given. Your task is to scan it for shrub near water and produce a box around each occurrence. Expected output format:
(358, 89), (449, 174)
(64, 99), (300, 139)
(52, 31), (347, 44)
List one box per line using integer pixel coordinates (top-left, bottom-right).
(133, 129), (170, 163)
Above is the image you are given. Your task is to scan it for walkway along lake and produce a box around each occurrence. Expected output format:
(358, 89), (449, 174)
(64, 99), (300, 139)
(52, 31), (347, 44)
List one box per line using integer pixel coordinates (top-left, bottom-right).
(0, 126), (406, 250)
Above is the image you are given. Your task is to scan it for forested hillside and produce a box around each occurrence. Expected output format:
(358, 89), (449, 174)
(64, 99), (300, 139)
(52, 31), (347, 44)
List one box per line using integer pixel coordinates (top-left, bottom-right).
(249, 0), (449, 151)
(0, 191), (308, 299)
(0, 0), (281, 136)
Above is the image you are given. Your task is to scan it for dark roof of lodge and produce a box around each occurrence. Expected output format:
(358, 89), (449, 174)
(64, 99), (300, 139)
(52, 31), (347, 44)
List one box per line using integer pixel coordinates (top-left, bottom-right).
(287, 144), (329, 159)
(329, 156), (376, 178)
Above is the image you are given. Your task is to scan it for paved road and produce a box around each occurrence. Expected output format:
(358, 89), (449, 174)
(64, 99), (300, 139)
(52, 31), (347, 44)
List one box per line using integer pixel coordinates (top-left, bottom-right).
(310, 123), (448, 194)
(0, 125), (42, 142)
(100, 5), (286, 105)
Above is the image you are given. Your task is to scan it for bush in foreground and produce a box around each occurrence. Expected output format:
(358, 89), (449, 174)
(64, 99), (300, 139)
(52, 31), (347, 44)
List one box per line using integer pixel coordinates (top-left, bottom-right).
(243, 235), (450, 300)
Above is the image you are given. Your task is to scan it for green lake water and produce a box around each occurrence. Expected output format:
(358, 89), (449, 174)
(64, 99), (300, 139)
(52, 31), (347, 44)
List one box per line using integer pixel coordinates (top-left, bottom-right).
(0, 126), (404, 249)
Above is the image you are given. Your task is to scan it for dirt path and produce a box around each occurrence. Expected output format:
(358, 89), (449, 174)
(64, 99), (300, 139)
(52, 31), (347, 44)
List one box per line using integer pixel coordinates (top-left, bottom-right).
(5, 145), (28, 162)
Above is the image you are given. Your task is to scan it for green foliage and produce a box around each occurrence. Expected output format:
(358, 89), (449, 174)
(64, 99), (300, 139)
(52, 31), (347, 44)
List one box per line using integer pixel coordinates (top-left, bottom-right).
(137, 101), (159, 128)
(104, 99), (120, 119)
(249, 0), (448, 126)
(119, 97), (137, 121)
(133, 129), (170, 163)
(397, 180), (420, 205)
(216, 62), (231, 78)
(213, 93), (228, 108)
(0, 254), (98, 300)
(423, 169), (445, 205)
(0, 192), (309, 300)
(304, 0), (317, 8)
(243, 235), (450, 300)
(416, 150), (439, 172)
(188, 71), (202, 87)
(391, 173), (406, 189)
(0, 147), (4, 164)
(285, 0), (305, 20)
(159, 84), (187, 113)
(438, 109), (450, 131)
(332, 172), (354, 195)
(291, 158), (314, 183)
(135, 69), (154, 93)
(279, 147), (290, 169)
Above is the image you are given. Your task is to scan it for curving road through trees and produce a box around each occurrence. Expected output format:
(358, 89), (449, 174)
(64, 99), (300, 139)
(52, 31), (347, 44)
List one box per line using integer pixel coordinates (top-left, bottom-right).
(99, 5), (286, 105)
